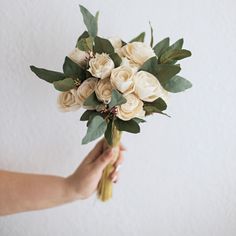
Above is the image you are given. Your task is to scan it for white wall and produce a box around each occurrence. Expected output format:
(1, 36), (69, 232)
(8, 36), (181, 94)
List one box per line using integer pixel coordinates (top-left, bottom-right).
(0, 0), (236, 235)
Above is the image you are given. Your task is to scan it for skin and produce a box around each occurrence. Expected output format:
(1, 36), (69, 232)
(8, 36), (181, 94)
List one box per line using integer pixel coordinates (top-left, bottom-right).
(0, 139), (125, 216)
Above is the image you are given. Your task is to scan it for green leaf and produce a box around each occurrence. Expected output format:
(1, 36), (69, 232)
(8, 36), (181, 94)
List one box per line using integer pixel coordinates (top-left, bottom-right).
(115, 118), (140, 134)
(80, 110), (98, 121)
(83, 92), (101, 107)
(160, 49), (191, 64)
(79, 5), (98, 38)
(109, 90), (127, 109)
(168, 38), (184, 51)
(132, 118), (146, 124)
(76, 37), (94, 51)
(53, 78), (75, 92)
(95, 11), (99, 22)
(63, 57), (86, 80)
(30, 66), (65, 83)
(82, 115), (107, 144)
(129, 32), (145, 43)
(110, 53), (122, 67)
(139, 57), (181, 85)
(162, 75), (192, 93)
(149, 22), (154, 47)
(143, 98), (170, 116)
(94, 36), (115, 54)
(76, 31), (89, 47)
(153, 37), (170, 58)
(104, 119), (113, 146)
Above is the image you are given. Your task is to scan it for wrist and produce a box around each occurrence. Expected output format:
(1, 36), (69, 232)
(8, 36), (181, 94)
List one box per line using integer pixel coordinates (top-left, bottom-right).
(64, 174), (83, 201)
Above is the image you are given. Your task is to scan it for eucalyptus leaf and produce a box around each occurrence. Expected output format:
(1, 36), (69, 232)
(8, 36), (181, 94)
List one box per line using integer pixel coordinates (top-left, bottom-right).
(94, 36), (114, 54)
(149, 22), (154, 47)
(109, 90), (127, 109)
(129, 32), (145, 43)
(132, 118), (146, 124)
(139, 57), (181, 85)
(79, 5), (98, 37)
(76, 31), (89, 47)
(82, 115), (107, 144)
(115, 118), (140, 134)
(30, 66), (65, 83)
(53, 78), (75, 92)
(153, 37), (170, 58)
(143, 98), (170, 116)
(162, 75), (192, 93)
(168, 38), (184, 51)
(160, 49), (191, 64)
(76, 37), (93, 51)
(63, 57), (86, 80)
(80, 110), (98, 121)
(83, 92), (101, 107)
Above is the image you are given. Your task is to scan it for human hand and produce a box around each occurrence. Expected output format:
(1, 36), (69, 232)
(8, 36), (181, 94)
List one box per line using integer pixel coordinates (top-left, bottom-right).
(66, 139), (125, 200)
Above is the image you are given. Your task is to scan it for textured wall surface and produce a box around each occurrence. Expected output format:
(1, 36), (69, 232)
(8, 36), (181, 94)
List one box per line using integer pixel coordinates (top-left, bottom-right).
(0, 0), (236, 235)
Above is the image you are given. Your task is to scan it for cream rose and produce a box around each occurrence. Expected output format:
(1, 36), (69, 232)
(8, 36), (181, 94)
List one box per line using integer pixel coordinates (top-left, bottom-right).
(108, 37), (122, 50)
(95, 77), (113, 103)
(117, 93), (145, 121)
(68, 48), (89, 67)
(121, 57), (140, 71)
(133, 71), (166, 102)
(121, 42), (155, 65)
(88, 53), (114, 79)
(57, 89), (80, 112)
(110, 65), (135, 94)
(76, 77), (98, 106)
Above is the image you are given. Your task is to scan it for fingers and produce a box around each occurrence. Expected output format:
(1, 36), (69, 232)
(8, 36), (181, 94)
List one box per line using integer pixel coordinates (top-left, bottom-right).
(92, 148), (114, 173)
(109, 148), (124, 182)
(83, 139), (106, 164)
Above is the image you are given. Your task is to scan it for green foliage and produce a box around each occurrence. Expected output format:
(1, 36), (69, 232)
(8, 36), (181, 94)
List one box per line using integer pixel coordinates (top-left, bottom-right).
(104, 119), (113, 146)
(94, 36), (114, 54)
(80, 110), (98, 121)
(30, 66), (65, 83)
(153, 37), (170, 58)
(114, 118), (140, 134)
(168, 38), (184, 51)
(161, 75), (192, 93)
(63, 57), (86, 80)
(129, 32), (145, 43)
(109, 90), (127, 109)
(133, 118), (146, 123)
(76, 37), (94, 51)
(79, 5), (98, 37)
(53, 78), (75, 92)
(76, 31), (89, 46)
(160, 49), (192, 64)
(83, 92), (101, 108)
(139, 57), (181, 85)
(82, 115), (107, 144)
(143, 97), (170, 116)
(149, 22), (154, 47)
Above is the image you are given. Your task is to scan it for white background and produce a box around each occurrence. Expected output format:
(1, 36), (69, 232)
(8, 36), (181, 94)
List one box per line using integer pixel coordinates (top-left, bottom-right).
(0, 0), (236, 235)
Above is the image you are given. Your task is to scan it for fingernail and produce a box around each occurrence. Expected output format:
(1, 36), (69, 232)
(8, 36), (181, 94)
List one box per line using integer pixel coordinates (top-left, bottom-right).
(112, 175), (118, 182)
(115, 164), (122, 173)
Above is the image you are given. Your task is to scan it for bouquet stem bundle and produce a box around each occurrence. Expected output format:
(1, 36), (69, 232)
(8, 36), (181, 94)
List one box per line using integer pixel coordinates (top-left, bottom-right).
(97, 124), (121, 201)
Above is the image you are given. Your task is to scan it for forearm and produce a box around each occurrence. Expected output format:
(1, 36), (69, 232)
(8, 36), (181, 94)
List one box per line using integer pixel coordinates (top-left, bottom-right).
(0, 170), (78, 216)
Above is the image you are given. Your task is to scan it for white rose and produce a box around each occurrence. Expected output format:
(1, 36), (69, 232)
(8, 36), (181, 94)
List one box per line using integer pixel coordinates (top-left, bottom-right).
(88, 53), (114, 79)
(110, 65), (135, 94)
(95, 77), (113, 103)
(121, 57), (140, 71)
(76, 77), (98, 106)
(68, 48), (89, 67)
(133, 71), (166, 102)
(117, 93), (145, 121)
(57, 89), (81, 112)
(121, 42), (155, 65)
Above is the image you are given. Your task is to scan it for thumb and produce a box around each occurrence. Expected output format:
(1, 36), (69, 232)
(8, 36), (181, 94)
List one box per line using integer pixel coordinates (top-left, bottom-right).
(92, 148), (114, 173)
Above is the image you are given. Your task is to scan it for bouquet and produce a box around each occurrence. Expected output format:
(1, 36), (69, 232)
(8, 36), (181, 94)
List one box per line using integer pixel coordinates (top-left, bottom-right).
(30, 5), (192, 201)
